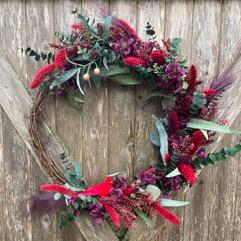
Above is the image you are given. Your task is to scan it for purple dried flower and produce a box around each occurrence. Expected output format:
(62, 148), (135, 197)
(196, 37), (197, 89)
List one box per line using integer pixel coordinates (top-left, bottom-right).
(164, 176), (182, 191)
(111, 36), (137, 56)
(31, 192), (65, 215)
(110, 188), (124, 202)
(197, 148), (207, 159)
(113, 176), (127, 188)
(136, 168), (157, 185)
(166, 63), (185, 80)
(89, 202), (105, 224)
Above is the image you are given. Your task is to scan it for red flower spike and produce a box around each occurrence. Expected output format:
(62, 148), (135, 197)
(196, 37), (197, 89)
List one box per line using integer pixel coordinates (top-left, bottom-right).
(151, 202), (180, 225)
(188, 65), (197, 91)
(150, 50), (167, 64)
(115, 18), (139, 37)
(178, 163), (197, 185)
(81, 176), (113, 197)
(30, 63), (55, 89)
(191, 130), (206, 154)
(104, 204), (121, 227)
(203, 88), (217, 100)
(40, 184), (79, 198)
(54, 48), (68, 70)
(123, 57), (146, 67)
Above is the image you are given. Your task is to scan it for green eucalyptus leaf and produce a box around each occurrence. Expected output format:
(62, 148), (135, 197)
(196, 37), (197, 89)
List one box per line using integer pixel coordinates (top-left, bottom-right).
(187, 118), (241, 134)
(101, 65), (130, 77)
(193, 143), (241, 169)
(54, 192), (62, 200)
(146, 184), (161, 201)
(93, 75), (102, 89)
(77, 13), (98, 36)
(73, 202), (79, 210)
(135, 210), (152, 225)
(166, 168), (181, 178)
(103, 15), (112, 40)
(50, 68), (78, 89)
(160, 198), (190, 207)
(110, 73), (141, 85)
(103, 56), (109, 70)
(76, 69), (85, 95)
(149, 129), (160, 146)
(152, 115), (168, 165)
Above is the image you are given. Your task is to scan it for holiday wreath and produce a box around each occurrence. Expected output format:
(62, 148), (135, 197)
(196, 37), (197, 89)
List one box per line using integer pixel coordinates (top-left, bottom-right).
(26, 10), (241, 240)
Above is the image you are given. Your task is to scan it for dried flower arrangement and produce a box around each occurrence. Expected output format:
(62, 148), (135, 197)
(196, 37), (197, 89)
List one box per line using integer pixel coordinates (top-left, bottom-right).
(26, 10), (241, 240)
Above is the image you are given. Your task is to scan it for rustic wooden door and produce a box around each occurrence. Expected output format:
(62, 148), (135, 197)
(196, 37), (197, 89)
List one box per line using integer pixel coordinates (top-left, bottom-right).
(1, 0), (241, 240)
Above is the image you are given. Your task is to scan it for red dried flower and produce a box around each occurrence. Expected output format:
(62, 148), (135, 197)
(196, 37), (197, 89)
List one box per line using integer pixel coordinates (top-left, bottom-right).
(191, 130), (206, 154)
(104, 204), (121, 227)
(178, 162), (197, 184)
(54, 48), (68, 70)
(151, 202), (180, 225)
(150, 50), (167, 64)
(71, 22), (86, 34)
(123, 185), (135, 197)
(115, 18), (139, 37)
(40, 184), (79, 198)
(188, 65), (197, 91)
(81, 176), (113, 197)
(203, 88), (217, 100)
(123, 56), (146, 67)
(30, 63), (55, 89)
(169, 111), (180, 134)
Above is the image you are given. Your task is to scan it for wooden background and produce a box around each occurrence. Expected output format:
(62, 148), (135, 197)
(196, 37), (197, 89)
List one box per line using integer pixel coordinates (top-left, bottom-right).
(1, 0), (241, 240)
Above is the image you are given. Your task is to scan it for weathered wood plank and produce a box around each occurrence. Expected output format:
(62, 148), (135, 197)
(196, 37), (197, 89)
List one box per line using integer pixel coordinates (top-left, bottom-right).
(108, 0), (136, 183)
(0, 48), (117, 241)
(182, 2), (223, 241)
(53, 1), (86, 240)
(25, 1), (61, 240)
(233, 117), (241, 241)
(81, 0), (110, 185)
(0, 108), (5, 241)
(162, 1), (194, 241)
(2, 110), (32, 241)
(130, 1), (166, 240)
(205, 2), (241, 241)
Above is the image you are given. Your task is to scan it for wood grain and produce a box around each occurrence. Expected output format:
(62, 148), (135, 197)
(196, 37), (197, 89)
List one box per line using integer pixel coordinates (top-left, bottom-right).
(81, 0), (110, 185)
(1, 0), (241, 240)
(182, 2), (223, 241)
(0, 48), (117, 241)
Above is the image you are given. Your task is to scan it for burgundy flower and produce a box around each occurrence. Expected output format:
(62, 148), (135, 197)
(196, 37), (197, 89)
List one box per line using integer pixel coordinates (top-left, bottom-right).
(150, 50), (167, 64)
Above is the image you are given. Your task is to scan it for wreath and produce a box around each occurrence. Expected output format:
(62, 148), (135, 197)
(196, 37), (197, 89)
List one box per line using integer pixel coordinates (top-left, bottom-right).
(27, 10), (241, 240)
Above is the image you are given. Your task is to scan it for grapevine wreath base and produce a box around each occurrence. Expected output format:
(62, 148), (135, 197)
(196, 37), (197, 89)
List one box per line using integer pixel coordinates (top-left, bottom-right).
(28, 10), (241, 240)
